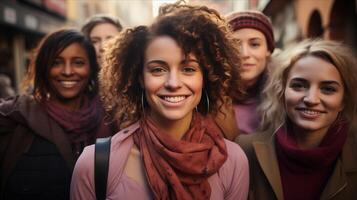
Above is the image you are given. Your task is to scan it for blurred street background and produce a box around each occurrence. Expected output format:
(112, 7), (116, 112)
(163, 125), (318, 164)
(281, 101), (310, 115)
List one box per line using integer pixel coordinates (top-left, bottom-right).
(0, 0), (356, 94)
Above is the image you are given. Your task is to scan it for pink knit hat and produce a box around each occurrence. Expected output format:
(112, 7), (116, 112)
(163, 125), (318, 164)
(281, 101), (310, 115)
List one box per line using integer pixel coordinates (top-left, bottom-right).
(226, 10), (275, 52)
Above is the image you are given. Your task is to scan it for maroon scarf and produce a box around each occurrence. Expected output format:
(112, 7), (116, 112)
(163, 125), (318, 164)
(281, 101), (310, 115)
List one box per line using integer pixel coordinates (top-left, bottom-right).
(43, 96), (112, 157)
(133, 113), (227, 200)
(276, 119), (349, 200)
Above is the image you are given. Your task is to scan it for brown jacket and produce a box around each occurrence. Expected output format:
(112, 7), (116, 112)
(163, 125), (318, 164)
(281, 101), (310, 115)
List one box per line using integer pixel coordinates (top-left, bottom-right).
(0, 95), (76, 199)
(236, 127), (357, 200)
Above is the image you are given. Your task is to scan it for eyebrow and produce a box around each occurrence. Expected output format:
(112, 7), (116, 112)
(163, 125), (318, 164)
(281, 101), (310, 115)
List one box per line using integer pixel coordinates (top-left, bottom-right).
(249, 37), (264, 41)
(291, 77), (342, 87)
(90, 36), (101, 40)
(145, 59), (199, 66)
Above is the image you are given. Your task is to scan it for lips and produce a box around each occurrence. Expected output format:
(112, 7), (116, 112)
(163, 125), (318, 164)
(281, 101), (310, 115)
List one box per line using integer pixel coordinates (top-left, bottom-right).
(296, 108), (326, 119)
(162, 96), (186, 103)
(159, 95), (188, 103)
(242, 63), (255, 68)
(58, 80), (79, 88)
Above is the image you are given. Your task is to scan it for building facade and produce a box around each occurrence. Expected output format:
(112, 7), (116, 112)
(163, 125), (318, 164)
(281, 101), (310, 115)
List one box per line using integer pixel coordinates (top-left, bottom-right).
(0, 0), (67, 92)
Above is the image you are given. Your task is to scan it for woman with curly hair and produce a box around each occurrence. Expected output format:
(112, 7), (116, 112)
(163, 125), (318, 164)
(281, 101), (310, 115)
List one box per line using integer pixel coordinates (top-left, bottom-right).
(0, 29), (113, 199)
(237, 39), (357, 199)
(71, 2), (249, 200)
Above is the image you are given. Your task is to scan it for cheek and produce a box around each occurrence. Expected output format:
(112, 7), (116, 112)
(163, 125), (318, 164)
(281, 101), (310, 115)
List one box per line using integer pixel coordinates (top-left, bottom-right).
(93, 44), (101, 54)
(284, 88), (301, 110)
(143, 75), (162, 96)
(327, 95), (345, 112)
(82, 67), (91, 79)
(256, 51), (268, 69)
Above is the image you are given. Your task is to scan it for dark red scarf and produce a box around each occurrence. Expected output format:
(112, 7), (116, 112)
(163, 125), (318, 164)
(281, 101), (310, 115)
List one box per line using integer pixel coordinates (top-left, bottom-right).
(133, 113), (227, 200)
(276, 119), (349, 200)
(43, 96), (112, 157)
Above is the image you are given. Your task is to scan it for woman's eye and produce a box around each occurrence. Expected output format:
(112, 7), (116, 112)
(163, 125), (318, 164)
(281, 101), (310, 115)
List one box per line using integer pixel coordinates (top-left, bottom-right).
(150, 67), (166, 74)
(91, 39), (100, 45)
(182, 67), (196, 73)
(321, 86), (337, 94)
(250, 42), (261, 48)
(290, 82), (306, 90)
(73, 59), (85, 66)
(52, 59), (62, 67)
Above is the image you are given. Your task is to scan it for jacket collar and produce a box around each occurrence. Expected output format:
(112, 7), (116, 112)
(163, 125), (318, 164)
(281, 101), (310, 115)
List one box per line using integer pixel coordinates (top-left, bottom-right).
(252, 132), (284, 200)
(18, 95), (75, 169)
(320, 135), (357, 199)
(253, 126), (357, 200)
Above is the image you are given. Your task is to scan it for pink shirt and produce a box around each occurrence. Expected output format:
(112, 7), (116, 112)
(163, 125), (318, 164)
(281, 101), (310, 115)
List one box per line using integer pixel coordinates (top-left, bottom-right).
(71, 122), (249, 200)
(233, 98), (260, 134)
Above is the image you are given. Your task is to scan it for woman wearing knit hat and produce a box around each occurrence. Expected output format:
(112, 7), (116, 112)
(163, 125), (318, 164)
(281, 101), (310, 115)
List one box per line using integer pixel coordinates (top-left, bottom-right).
(216, 10), (275, 139)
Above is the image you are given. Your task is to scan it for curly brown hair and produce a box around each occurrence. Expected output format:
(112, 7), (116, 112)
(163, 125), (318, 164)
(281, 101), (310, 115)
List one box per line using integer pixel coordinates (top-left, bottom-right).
(99, 1), (243, 129)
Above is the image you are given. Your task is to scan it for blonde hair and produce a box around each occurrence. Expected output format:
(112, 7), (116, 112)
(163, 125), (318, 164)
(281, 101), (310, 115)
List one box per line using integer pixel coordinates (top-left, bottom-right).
(259, 39), (357, 133)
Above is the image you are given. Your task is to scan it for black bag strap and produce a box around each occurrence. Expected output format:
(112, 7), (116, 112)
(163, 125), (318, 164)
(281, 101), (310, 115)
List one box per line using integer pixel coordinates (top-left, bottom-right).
(94, 137), (111, 200)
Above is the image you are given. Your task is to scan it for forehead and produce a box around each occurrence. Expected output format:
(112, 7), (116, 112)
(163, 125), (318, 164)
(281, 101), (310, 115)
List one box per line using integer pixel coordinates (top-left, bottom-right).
(58, 42), (88, 58)
(287, 55), (342, 83)
(89, 23), (119, 38)
(233, 28), (266, 40)
(145, 36), (196, 62)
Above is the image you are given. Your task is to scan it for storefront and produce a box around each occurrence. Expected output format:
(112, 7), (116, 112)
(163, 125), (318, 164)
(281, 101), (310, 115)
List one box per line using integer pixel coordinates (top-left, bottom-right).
(0, 0), (66, 92)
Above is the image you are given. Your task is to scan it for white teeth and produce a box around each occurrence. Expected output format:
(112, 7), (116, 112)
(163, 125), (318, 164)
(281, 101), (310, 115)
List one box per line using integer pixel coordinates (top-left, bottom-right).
(163, 96), (186, 103)
(60, 81), (78, 88)
(301, 109), (321, 115)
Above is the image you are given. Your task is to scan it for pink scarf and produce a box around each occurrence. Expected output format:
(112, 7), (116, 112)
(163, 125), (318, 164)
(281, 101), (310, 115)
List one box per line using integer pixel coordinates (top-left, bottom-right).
(133, 113), (227, 200)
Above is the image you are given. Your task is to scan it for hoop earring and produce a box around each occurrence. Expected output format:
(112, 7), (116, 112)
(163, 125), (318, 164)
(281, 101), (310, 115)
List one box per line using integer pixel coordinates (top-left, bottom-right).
(205, 90), (210, 114)
(46, 92), (51, 100)
(88, 79), (95, 92)
(141, 91), (145, 114)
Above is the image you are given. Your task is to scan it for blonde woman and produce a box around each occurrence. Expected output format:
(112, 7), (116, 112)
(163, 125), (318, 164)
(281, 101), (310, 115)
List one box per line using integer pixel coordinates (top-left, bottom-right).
(237, 40), (357, 200)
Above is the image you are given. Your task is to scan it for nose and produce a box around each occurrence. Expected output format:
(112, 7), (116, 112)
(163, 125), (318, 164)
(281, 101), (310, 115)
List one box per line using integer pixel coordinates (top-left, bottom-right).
(241, 43), (250, 59)
(164, 71), (182, 90)
(61, 62), (74, 76)
(303, 88), (320, 105)
(98, 41), (104, 53)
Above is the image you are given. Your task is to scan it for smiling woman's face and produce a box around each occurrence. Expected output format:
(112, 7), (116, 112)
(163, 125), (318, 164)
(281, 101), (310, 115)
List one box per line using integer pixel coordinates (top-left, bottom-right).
(233, 28), (270, 88)
(284, 55), (344, 136)
(49, 42), (90, 109)
(142, 36), (203, 126)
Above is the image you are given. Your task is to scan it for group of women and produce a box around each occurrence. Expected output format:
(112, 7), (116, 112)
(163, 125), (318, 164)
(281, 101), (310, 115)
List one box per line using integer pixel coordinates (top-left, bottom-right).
(0, 1), (356, 200)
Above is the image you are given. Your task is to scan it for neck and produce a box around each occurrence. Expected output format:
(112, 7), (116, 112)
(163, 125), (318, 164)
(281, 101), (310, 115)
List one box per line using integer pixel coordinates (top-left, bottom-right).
(291, 124), (329, 150)
(150, 111), (193, 141)
(51, 96), (84, 111)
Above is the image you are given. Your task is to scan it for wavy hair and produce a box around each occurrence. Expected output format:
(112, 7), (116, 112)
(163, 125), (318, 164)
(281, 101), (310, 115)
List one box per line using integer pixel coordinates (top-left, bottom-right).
(99, 1), (243, 129)
(259, 39), (357, 133)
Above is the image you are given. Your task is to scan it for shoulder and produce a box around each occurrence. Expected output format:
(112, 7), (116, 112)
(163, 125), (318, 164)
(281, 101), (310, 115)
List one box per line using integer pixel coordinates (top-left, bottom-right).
(224, 139), (248, 165)
(0, 95), (26, 115)
(75, 121), (140, 171)
(214, 139), (249, 199)
(111, 122), (140, 148)
(235, 131), (269, 154)
(218, 139), (249, 179)
(0, 95), (34, 129)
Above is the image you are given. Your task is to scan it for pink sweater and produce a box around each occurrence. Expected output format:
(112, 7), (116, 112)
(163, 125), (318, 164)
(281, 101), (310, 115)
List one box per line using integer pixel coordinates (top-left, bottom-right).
(71, 122), (249, 200)
(233, 98), (260, 134)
